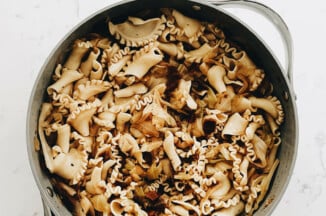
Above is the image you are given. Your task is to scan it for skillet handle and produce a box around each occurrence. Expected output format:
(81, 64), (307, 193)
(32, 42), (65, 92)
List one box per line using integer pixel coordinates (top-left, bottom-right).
(208, 0), (293, 86)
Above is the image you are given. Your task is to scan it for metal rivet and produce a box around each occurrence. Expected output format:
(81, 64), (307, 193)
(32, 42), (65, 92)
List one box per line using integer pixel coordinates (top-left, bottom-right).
(192, 5), (201, 11)
(283, 91), (289, 101)
(46, 187), (54, 197)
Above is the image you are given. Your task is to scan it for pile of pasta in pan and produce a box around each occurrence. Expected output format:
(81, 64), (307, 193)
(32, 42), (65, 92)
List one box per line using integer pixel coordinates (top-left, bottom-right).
(38, 8), (284, 216)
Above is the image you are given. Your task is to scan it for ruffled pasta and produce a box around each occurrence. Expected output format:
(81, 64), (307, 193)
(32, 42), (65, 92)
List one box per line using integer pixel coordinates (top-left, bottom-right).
(109, 15), (166, 47)
(122, 42), (164, 80)
(37, 8), (285, 216)
(64, 39), (92, 70)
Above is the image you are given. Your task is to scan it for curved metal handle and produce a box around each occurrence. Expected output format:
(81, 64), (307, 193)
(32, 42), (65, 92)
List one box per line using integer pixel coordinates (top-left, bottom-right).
(208, 0), (293, 86)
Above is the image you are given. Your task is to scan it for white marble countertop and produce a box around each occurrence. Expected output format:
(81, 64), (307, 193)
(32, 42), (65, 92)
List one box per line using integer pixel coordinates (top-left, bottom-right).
(1, 0), (325, 215)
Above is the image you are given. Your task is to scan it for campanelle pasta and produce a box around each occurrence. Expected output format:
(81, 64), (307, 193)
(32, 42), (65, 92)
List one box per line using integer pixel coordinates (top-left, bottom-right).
(37, 8), (284, 216)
